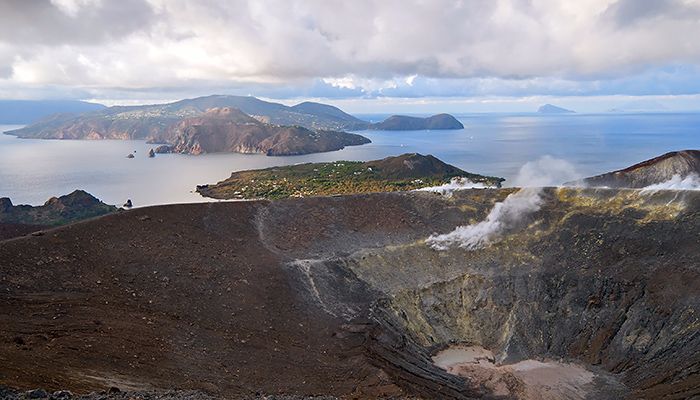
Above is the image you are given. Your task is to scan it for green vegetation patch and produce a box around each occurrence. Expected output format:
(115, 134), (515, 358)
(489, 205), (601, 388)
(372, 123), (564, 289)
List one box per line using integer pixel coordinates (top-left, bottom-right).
(197, 154), (504, 200)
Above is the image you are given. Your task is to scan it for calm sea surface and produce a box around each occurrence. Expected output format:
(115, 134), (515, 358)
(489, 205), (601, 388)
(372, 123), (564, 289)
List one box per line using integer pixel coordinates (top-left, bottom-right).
(1, 112), (698, 206)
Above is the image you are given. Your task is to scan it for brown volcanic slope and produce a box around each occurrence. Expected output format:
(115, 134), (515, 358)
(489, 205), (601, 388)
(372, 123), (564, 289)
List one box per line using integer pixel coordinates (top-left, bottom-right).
(577, 149), (700, 188)
(0, 189), (699, 399)
(157, 107), (370, 156)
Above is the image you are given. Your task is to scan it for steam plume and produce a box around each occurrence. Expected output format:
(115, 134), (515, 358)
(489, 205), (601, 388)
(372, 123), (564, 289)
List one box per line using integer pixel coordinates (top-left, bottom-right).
(416, 177), (494, 196)
(641, 173), (700, 192)
(427, 156), (579, 251)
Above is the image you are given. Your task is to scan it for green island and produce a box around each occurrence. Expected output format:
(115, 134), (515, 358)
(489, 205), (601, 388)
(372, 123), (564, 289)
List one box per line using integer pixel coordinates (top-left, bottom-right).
(196, 153), (505, 200)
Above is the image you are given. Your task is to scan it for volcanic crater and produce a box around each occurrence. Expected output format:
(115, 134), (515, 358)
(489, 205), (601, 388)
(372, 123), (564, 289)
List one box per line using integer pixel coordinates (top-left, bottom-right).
(1, 188), (698, 399)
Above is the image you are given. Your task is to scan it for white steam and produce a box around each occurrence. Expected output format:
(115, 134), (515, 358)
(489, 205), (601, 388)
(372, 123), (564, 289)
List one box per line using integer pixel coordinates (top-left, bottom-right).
(426, 187), (543, 250)
(427, 156), (579, 251)
(641, 173), (700, 192)
(511, 155), (580, 187)
(416, 177), (494, 196)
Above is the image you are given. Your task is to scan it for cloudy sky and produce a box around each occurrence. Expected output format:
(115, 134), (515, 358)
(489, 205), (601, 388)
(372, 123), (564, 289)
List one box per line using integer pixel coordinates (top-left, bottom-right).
(2, 0), (700, 112)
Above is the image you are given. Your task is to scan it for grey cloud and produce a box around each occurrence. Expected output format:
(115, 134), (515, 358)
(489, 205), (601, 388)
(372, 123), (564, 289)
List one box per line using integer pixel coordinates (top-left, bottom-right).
(604, 0), (700, 26)
(0, 0), (155, 46)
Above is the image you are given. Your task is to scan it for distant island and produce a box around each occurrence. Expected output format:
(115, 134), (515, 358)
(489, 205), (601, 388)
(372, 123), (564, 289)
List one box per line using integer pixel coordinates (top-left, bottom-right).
(5, 96), (375, 156)
(197, 153), (504, 200)
(537, 104), (575, 114)
(368, 114), (464, 130)
(5, 95), (369, 140)
(0, 190), (116, 240)
(4, 95), (465, 156)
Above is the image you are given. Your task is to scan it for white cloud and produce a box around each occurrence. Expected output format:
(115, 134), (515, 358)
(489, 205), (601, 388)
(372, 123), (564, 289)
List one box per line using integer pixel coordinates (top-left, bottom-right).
(50, 0), (103, 17)
(2, 0), (700, 101)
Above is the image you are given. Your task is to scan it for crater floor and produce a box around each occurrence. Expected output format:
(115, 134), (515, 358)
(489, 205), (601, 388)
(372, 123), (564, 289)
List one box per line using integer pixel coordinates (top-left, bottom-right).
(433, 345), (626, 399)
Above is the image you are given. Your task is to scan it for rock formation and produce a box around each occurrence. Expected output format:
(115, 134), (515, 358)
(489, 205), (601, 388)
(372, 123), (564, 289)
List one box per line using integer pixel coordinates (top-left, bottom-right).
(0, 190), (116, 239)
(153, 145), (172, 154)
(160, 107), (370, 156)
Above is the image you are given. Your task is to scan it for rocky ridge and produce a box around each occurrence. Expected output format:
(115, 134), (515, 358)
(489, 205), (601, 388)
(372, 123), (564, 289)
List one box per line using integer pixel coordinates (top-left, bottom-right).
(575, 149), (700, 188)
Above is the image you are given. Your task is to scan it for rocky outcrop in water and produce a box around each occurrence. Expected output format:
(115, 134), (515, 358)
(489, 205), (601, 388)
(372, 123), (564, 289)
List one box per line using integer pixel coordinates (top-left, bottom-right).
(0, 188), (697, 399)
(153, 145), (172, 154)
(575, 149), (700, 188)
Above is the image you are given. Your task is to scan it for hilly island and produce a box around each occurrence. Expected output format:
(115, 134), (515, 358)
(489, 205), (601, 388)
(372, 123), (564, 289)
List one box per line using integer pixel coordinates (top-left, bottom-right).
(368, 113), (464, 130)
(197, 153), (504, 200)
(4, 95), (465, 157)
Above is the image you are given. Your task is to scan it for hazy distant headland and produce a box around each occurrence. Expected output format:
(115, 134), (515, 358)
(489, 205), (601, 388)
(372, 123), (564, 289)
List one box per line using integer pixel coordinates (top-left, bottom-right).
(0, 100), (105, 124)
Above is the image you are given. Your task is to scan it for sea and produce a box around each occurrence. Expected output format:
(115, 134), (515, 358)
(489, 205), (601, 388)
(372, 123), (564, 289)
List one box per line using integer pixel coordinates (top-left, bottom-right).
(1, 112), (698, 207)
